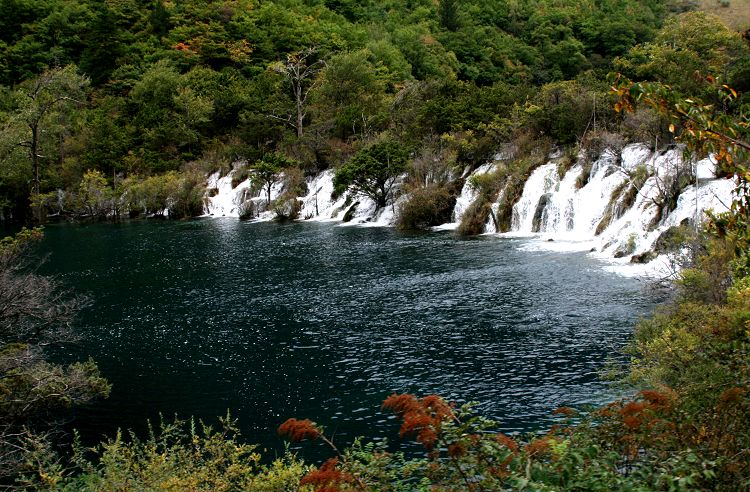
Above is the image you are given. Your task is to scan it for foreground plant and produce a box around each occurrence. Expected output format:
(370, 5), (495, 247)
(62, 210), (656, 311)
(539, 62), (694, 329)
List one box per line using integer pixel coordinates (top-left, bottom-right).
(63, 413), (309, 491)
(0, 229), (109, 488)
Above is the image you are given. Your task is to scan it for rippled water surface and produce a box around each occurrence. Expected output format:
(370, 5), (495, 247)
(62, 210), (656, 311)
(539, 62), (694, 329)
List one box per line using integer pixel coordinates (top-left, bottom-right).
(39, 219), (655, 454)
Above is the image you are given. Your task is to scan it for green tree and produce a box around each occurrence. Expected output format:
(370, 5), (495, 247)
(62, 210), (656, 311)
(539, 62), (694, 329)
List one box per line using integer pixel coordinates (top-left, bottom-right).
(615, 12), (750, 97)
(439, 0), (460, 32)
(78, 169), (113, 218)
(251, 152), (296, 205)
(0, 65), (88, 220)
(130, 61), (215, 169)
(334, 139), (410, 208)
(314, 49), (389, 139)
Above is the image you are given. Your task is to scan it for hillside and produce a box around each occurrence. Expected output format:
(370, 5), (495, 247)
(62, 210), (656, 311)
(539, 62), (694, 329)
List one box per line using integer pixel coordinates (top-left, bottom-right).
(699, 0), (750, 30)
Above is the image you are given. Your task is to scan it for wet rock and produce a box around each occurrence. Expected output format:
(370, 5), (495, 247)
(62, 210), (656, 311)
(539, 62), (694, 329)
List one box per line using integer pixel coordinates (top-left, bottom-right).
(630, 251), (657, 264)
(343, 201), (360, 222)
(531, 193), (552, 233)
(654, 225), (694, 254)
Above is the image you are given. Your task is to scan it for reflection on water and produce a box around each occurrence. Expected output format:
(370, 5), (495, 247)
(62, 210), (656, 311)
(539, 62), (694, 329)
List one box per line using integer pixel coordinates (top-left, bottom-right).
(39, 219), (655, 454)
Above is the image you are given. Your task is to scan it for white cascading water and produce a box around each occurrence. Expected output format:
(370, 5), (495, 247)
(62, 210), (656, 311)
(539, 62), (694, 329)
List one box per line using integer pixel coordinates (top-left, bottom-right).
(204, 167), (285, 218)
(296, 170), (400, 226)
(500, 144), (734, 273)
(453, 163), (496, 222)
(203, 144), (735, 273)
(509, 150), (631, 238)
(205, 167), (395, 225)
(510, 162), (559, 233)
(297, 170), (341, 220)
(434, 162), (497, 231)
(205, 170), (246, 217)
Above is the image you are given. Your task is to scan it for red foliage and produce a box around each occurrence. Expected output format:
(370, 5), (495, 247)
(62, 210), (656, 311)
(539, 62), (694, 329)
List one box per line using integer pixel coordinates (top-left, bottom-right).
(277, 418), (321, 442)
(495, 433), (519, 453)
(382, 393), (455, 450)
(620, 401), (647, 417)
(622, 415), (643, 431)
(639, 389), (675, 410)
(718, 386), (746, 405)
(525, 437), (552, 456)
(447, 442), (467, 458)
(553, 406), (578, 417)
(300, 458), (355, 492)
(382, 394), (419, 414)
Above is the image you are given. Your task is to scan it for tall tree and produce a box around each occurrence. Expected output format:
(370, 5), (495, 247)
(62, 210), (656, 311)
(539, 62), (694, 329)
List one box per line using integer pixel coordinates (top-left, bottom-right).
(439, 0), (460, 32)
(1, 65), (88, 220)
(251, 152), (297, 205)
(269, 48), (325, 138)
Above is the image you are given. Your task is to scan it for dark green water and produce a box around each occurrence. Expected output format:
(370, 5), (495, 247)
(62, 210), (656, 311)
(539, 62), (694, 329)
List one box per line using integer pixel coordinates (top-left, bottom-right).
(38, 219), (654, 456)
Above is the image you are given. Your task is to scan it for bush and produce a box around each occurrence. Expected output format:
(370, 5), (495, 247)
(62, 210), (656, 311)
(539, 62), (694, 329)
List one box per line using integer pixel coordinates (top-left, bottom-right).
(457, 199), (494, 236)
(123, 170), (205, 219)
(63, 414), (310, 491)
(396, 184), (457, 230)
(458, 168), (508, 236)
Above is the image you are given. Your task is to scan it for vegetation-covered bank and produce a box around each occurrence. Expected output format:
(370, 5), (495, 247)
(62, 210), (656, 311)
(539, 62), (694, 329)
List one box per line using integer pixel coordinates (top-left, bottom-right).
(1, 0), (749, 224)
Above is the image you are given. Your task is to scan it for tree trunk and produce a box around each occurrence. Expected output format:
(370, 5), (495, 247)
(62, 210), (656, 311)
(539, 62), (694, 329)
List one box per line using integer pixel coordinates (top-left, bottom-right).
(31, 123), (39, 197)
(295, 85), (304, 138)
(30, 123), (43, 222)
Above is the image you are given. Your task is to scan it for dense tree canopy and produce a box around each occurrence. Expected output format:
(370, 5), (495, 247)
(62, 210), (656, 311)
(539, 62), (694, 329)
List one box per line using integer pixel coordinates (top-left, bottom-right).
(0, 0), (746, 221)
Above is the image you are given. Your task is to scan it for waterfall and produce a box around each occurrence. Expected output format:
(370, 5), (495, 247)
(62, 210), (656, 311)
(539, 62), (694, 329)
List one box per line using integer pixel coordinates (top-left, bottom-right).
(453, 163), (496, 222)
(203, 143), (735, 271)
(205, 168), (396, 225)
(298, 170), (342, 220)
(203, 168), (284, 218)
(510, 163), (559, 233)
(508, 152), (633, 238)
(204, 170), (248, 217)
(497, 143), (734, 269)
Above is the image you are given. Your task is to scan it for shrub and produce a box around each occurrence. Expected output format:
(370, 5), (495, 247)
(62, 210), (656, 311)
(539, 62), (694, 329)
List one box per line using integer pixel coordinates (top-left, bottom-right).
(64, 414), (310, 491)
(458, 168), (507, 236)
(457, 199), (494, 236)
(123, 170), (205, 219)
(231, 166), (251, 189)
(396, 184), (457, 230)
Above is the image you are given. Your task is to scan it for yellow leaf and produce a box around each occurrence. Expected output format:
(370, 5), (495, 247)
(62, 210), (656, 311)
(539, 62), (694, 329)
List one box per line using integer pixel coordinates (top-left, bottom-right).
(669, 124), (675, 133)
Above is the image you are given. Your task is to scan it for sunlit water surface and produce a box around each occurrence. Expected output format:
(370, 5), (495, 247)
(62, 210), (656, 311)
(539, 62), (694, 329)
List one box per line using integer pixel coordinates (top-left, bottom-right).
(38, 220), (655, 456)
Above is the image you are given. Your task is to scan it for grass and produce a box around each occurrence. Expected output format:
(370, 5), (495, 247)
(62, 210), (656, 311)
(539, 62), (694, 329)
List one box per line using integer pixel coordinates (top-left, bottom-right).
(698, 0), (750, 31)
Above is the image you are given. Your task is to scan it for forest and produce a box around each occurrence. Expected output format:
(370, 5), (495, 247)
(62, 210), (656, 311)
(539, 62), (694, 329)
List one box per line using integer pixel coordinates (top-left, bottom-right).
(1, 0), (750, 490)
(1, 0), (748, 225)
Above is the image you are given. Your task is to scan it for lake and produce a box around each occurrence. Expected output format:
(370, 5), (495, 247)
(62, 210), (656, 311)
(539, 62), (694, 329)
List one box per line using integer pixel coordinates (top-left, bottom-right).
(38, 219), (655, 457)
